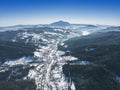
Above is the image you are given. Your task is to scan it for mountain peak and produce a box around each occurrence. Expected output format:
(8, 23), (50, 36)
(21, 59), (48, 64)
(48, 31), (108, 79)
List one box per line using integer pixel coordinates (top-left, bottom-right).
(50, 21), (70, 26)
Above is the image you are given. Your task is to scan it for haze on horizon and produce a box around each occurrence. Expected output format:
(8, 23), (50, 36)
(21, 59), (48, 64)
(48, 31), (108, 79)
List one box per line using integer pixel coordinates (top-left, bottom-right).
(0, 0), (120, 26)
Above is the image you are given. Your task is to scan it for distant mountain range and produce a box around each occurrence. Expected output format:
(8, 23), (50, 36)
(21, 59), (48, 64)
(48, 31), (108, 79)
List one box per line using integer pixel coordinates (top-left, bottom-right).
(49, 20), (71, 26)
(1, 20), (119, 29)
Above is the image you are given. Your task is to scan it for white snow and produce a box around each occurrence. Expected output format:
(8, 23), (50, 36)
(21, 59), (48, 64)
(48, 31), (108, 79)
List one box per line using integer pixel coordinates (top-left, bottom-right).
(70, 61), (90, 65)
(44, 31), (57, 35)
(34, 51), (42, 58)
(3, 57), (33, 67)
(28, 69), (38, 79)
(0, 67), (9, 73)
(71, 82), (76, 90)
(82, 31), (90, 36)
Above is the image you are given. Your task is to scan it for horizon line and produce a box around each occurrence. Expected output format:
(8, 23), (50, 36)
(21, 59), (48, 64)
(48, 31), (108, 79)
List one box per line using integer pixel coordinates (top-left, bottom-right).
(0, 21), (119, 27)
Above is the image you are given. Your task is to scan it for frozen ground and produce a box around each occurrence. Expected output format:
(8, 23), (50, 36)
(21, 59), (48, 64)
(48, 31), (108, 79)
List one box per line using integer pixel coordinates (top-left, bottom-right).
(14, 27), (79, 90)
(0, 24), (112, 90)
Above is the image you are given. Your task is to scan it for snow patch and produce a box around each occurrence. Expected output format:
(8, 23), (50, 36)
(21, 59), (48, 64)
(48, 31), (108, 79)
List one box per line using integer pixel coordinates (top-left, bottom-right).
(3, 57), (33, 67)
(71, 82), (76, 90)
(82, 31), (90, 36)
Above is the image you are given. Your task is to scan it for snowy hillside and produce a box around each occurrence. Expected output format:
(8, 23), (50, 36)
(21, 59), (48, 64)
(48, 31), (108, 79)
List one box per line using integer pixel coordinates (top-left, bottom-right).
(0, 21), (120, 90)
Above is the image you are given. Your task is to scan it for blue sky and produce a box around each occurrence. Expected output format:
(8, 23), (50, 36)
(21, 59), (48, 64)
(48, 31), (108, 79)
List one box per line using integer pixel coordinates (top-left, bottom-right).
(0, 0), (120, 26)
